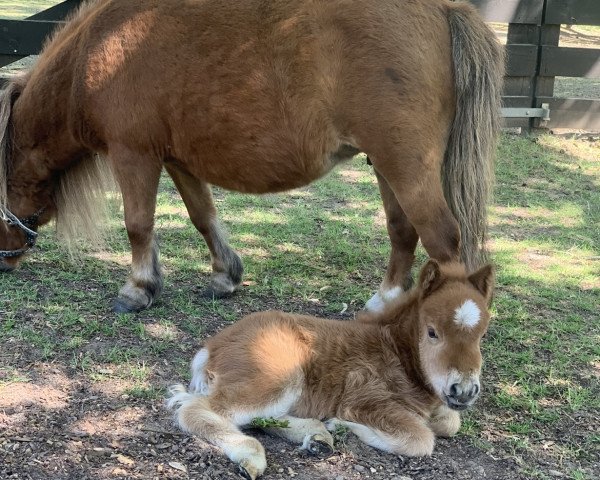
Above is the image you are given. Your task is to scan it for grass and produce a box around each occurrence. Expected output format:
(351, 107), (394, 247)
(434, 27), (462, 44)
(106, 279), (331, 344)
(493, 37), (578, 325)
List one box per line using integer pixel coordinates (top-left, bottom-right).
(0, 1), (62, 19)
(0, 133), (598, 477)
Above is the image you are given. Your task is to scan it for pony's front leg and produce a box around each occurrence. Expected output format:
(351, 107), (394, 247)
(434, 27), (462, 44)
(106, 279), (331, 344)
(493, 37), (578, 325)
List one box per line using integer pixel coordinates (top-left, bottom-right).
(262, 415), (334, 457)
(366, 169), (419, 312)
(110, 148), (163, 313)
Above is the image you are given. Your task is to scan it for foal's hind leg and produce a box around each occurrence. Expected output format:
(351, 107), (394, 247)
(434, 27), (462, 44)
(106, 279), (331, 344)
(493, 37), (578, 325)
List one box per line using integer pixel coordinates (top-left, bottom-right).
(165, 164), (243, 298)
(168, 385), (267, 480)
(366, 169), (419, 312)
(110, 148), (163, 313)
(263, 415), (334, 457)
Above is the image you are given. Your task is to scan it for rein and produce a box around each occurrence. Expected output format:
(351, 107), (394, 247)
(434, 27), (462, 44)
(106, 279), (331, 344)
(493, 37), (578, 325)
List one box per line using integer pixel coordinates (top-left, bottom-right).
(0, 207), (44, 258)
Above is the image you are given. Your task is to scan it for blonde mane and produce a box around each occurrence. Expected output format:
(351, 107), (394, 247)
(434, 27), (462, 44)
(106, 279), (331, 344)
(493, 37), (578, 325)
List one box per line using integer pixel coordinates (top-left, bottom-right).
(54, 153), (117, 253)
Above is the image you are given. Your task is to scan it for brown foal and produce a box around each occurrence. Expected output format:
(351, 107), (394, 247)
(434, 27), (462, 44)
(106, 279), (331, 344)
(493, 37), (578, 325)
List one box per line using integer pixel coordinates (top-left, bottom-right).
(168, 260), (495, 479)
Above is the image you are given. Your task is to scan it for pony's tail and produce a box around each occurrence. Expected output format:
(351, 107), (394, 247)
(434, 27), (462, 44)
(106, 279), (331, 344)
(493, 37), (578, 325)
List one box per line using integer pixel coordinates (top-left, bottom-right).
(443, 2), (505, 270)
(55, 153), (116, 254)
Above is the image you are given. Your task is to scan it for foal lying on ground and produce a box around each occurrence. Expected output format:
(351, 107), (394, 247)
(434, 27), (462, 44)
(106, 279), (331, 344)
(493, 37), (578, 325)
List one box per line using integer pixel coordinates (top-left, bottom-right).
(168, 260), (494, 479)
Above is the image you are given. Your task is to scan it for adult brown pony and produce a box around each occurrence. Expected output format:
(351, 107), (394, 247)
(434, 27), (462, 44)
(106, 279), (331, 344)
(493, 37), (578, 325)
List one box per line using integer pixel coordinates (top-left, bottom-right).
(0, 0), (504, 313)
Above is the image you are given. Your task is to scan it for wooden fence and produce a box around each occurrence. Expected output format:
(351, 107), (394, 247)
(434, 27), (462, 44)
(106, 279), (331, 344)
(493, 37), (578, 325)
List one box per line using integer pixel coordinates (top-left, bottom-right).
(471, 0), (600, 131)
(1, 0), (599, 131)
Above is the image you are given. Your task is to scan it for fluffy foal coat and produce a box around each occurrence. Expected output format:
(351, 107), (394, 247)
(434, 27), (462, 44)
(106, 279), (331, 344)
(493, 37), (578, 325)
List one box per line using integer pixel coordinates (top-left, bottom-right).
(168, 261), (494, 479)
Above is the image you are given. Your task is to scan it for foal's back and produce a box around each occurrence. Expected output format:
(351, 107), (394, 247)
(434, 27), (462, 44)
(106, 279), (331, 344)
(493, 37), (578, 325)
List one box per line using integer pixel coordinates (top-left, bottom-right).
(200, 310), (423, 419)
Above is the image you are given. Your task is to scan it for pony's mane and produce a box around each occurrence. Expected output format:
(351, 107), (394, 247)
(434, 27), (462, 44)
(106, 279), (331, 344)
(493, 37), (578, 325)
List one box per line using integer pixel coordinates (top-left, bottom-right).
(39, 0), (102, 56)
(55, 153), (117, 254)
(0, 80), (20, 210)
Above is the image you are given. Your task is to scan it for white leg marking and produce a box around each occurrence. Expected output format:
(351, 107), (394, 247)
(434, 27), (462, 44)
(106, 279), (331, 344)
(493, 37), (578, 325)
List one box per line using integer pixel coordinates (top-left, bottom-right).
(189, 348), (212, 395)
(263, 415), (333, 451)
(166, 384), (266, 479)
(365, 286), (404, 313)
(429, 405), (461, 437)
(230, 387), (302, 427)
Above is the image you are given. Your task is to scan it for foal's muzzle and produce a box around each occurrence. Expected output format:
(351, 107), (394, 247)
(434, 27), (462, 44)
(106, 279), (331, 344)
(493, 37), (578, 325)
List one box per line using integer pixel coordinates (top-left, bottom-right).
(445, 381), (480, 411)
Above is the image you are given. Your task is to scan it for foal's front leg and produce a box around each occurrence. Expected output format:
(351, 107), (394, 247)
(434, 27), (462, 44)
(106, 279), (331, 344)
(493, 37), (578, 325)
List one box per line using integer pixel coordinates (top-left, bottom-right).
(329, 403), (435, 457)
(428, 404), (461, 438)
(110, 148), (163, 313)
(262, 415), (334, 457)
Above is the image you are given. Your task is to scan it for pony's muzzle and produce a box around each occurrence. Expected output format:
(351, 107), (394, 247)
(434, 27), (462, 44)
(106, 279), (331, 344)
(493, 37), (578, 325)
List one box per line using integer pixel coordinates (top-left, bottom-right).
(445, 381), (480, 410)
(0, 258), (17, 272)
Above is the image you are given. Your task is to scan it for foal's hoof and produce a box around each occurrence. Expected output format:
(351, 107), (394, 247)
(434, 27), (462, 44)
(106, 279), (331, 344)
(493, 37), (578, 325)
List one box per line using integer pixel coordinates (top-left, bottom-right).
(306, 434), (334, 458)
(238, 461), (261, 480)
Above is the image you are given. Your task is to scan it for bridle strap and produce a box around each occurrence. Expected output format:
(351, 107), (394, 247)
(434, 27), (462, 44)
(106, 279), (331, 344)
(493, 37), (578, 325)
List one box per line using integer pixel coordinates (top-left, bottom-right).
(0, 207), (44, 258)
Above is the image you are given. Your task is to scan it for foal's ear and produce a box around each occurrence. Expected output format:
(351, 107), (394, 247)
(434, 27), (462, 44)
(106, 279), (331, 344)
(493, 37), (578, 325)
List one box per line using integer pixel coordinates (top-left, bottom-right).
(418, 259), (443, 298)
(468, 264), (495, 305)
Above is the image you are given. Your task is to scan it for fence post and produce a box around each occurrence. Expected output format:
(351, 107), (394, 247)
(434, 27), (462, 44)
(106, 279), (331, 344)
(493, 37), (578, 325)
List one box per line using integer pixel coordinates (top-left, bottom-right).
(533, 3), (560, 129)
(504, 22), (541, 131)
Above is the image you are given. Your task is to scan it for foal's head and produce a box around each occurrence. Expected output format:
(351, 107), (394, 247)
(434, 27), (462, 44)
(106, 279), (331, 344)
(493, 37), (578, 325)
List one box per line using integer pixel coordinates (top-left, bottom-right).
(416, 260), (494, 411)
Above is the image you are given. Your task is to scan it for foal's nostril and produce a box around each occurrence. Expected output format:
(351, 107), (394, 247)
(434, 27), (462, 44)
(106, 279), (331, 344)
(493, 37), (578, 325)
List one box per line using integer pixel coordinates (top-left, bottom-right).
(472, 384), (480, 396)
(449, 383), (460, 396)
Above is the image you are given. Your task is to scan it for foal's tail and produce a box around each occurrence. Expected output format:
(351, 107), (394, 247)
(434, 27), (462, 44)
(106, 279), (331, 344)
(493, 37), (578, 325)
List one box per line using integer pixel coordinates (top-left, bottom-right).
(443, 2), (505, 269)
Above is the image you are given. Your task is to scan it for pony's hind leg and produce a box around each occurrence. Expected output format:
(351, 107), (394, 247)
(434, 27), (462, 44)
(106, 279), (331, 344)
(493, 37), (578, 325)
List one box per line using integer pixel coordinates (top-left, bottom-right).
(368, 142), (460, 267)
(165, 164), (243, 298)
(263, 415), (334, 458)
(109, 147), (163, 313)
(366, 169), (419, 312)
(168, 385), (267, 480)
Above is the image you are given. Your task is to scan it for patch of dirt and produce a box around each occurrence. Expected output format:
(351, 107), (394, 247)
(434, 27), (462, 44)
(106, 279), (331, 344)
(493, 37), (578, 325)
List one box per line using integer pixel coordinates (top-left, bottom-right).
(2, 297), (594, 480)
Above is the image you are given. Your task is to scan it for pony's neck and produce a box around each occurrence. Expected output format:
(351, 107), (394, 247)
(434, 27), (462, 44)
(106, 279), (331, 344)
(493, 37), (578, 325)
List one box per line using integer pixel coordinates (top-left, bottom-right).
(13, 53), (83, 170)
(7, 50), (88, 218)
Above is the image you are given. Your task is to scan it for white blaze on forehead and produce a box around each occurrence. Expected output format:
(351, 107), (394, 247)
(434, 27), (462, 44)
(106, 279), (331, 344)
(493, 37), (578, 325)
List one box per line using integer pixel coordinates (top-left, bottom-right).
(454, 299), (481, 328)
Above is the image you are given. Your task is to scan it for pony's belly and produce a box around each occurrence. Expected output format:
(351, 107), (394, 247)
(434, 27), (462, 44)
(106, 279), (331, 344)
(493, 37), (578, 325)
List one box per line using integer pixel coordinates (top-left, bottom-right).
(185, 143), (357, 194)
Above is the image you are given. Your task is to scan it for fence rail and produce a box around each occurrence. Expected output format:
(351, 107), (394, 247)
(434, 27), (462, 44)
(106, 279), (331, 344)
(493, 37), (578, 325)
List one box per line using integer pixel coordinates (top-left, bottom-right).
(1, 0), (599, 131)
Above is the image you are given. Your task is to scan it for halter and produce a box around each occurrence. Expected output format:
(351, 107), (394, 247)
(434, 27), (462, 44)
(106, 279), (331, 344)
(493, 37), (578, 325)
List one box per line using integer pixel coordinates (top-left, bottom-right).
(0, 207), (44, 258)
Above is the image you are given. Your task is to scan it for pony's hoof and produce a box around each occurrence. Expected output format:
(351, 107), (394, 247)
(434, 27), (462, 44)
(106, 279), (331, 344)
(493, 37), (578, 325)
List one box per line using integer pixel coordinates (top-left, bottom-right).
(200, 286), (236, 300)
(306, 434), (334, 458)
(0, 261), (16, 273)
(201, 271), (240, 300)
(113, 297), (146, 314)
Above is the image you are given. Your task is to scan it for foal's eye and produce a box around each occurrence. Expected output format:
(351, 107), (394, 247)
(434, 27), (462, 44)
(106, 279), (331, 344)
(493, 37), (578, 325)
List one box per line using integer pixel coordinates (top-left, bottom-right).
(427, 327), (438, 339)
